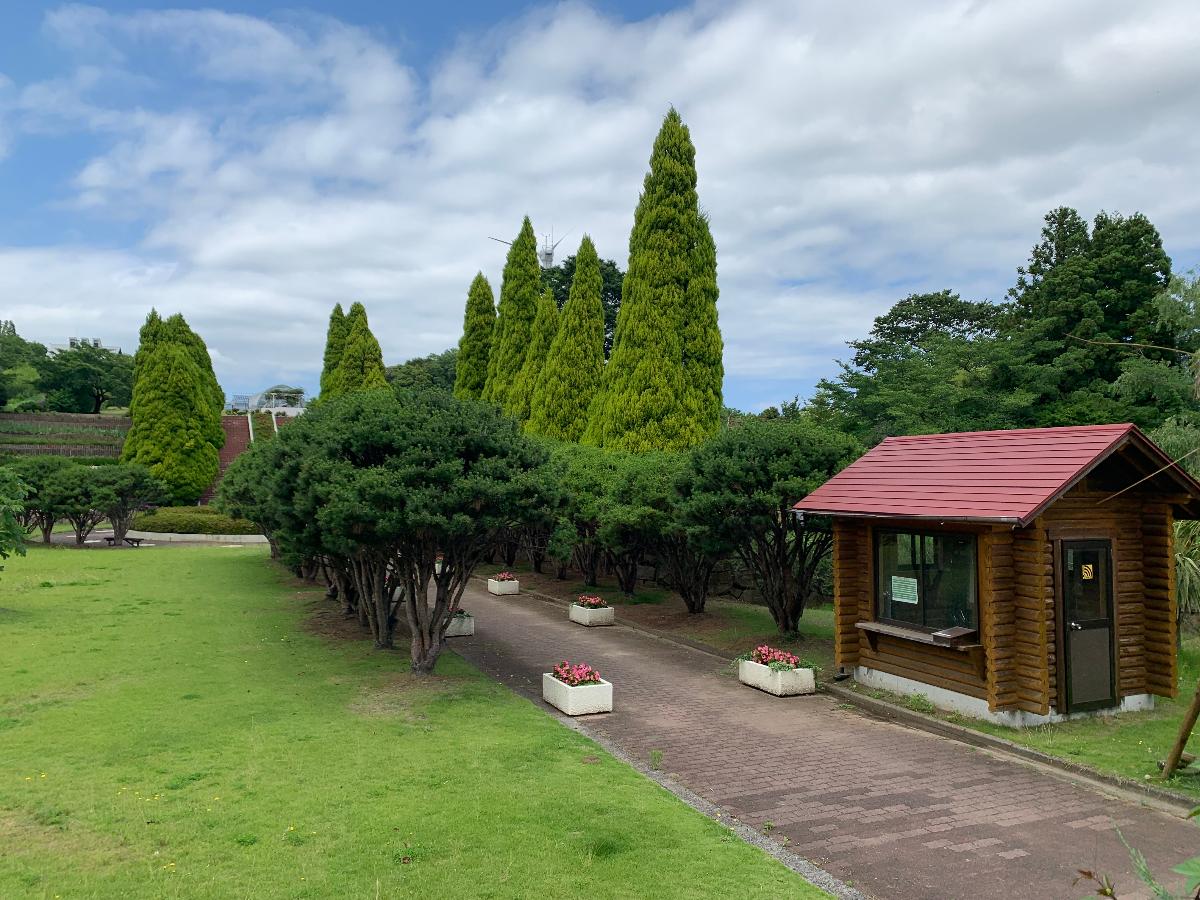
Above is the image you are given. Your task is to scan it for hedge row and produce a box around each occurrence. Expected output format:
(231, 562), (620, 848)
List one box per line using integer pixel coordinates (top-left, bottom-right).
(132, 506), (261, 535)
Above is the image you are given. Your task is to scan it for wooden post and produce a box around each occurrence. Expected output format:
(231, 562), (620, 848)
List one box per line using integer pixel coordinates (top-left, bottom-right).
(1163, 678), (1200, 778)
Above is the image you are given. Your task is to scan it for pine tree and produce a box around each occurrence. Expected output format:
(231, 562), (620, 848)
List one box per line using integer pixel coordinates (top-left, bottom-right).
(329, 308), (389, 396)
(453, 274), (495, 401)
(584, 108), (722, 451)
(319, 303), (348, 398)
(527, 235), (606, 441)
(505, 288), (559, 423)
(482, 217), (540, 407)
(121, 342), (220, 504)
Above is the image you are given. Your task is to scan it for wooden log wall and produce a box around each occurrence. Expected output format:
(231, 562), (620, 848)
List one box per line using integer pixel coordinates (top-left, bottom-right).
(1007, 523), (1052, 714)
(1142, 501), (1178, 698)
(832, 519), (868, 668)
(981, 529), (1020, 711)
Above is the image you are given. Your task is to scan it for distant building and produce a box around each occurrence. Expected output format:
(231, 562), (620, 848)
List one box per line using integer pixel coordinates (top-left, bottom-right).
(48, 337), (123, 354)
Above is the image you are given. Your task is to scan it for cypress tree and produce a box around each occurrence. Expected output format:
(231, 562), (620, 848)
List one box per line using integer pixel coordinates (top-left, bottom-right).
(329, 308), (389, 396)
(482, 217), (540, 407)
(679, 212), (723, 437)
(162, 313), (225, 446)
(505, 288), (559, 423)
(584, 108), (721, 451)
(453, 274), (495, 401)
(319, 303), (348, 398)
(527, 235), (606, 441)
(121, 342), (220, 504)
(129, 309), (165, 420)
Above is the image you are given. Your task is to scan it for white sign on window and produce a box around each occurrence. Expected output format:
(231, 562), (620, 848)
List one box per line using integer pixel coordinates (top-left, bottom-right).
(891, 575), (919, 604)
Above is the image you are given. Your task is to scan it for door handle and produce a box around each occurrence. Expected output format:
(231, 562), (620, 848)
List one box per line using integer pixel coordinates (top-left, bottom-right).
(1069, 622), (1083, 631)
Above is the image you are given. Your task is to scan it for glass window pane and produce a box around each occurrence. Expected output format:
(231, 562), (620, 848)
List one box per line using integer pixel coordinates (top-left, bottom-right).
(875, 530), (977, 631)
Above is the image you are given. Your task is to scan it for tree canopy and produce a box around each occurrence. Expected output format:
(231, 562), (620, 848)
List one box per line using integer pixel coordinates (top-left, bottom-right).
(327, 304), (389, 397)
(38, 343), (133, 414)
(319, 303), (348, 399)
(504, 289), (559, 424)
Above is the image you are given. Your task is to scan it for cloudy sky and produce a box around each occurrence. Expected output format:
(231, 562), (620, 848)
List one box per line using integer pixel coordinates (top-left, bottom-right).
(2, 1), (1199, 410)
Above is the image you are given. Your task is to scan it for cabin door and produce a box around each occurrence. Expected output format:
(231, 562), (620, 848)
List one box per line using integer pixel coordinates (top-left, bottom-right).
(1061, 540), (1116, 713)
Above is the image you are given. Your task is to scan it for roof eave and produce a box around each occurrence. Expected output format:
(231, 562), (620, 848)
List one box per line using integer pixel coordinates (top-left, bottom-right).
(792, 508), (1023, 525)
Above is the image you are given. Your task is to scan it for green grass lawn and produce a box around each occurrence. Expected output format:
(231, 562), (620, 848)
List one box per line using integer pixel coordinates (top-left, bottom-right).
(0, 545), (825, 899)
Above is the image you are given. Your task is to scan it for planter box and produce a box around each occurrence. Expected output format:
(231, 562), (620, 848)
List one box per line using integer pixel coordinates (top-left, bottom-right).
(445, 615), (474, 637)
(738, 659), (816, 697)
(569, 603), (615, 627)
(487, 579), (519, 595)
(542, 674), (613, 716)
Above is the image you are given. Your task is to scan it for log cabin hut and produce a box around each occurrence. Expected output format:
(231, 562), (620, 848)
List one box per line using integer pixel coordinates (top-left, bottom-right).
(793, 424), (1200, 727)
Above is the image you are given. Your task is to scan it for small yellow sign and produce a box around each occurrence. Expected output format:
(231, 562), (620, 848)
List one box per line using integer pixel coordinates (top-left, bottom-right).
(1081, 563), (1095, 581)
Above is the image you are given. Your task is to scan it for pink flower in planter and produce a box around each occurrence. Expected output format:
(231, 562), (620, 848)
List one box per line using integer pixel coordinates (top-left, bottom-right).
(492, 571), (517, 582)
(575, 594), (608, 609)
(552, 660), (602, 686)
(750, 645), (802, 670)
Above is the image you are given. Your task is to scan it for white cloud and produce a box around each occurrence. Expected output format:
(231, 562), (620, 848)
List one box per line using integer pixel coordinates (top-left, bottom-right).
(3, 0), (1200, 406)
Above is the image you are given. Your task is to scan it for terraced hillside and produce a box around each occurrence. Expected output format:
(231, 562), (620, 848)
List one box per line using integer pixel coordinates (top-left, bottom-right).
(0, 412), (130, 459)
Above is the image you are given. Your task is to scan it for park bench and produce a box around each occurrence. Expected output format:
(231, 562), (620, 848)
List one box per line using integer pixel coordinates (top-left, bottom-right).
(104, 536), (143, 548)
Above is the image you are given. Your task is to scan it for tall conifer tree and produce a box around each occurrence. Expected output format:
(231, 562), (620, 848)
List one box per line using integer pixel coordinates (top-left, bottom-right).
(453, 274), (495, 401)
(679, 212), (723, 437)
(121, 342), (220, 503)
(527, 235), (606, 441)
(162, 313), (225, 446)
(329, 308), (389, 396)
(505, 288), (559, 423)
(319, 303), (348, 398)
(482, 217), (540, 407)
(129, 309), (165, 419)
(584, 108), (722, 451)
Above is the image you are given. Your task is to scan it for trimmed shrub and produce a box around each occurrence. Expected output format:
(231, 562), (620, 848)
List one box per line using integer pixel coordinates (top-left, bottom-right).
(132, 506), (260, 535)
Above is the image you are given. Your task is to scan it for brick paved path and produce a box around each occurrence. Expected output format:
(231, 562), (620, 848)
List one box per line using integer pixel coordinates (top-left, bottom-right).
(452, 585), (1197, 900)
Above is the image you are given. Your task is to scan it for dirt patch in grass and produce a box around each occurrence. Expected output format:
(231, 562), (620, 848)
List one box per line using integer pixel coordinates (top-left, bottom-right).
(348, 671), (473, 719)
(0, 813), (136, 870)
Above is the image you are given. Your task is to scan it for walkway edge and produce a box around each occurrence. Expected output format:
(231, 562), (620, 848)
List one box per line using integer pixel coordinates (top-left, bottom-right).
(487, 578), (1197, 818)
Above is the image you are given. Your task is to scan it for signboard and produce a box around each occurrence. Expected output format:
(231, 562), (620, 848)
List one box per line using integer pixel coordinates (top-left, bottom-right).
(891, 576), (919, 605)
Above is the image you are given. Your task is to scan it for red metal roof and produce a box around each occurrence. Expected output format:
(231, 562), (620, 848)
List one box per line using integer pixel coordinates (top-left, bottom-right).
(793, 423), (1200, 525)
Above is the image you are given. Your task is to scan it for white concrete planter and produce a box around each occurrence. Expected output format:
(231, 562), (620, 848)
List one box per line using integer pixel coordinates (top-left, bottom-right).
(445, 614), (474, 637)
(487, 579), (519, 595)
(542, 674), (613, 715)
(738, 659), (816, 697)
(569, 603), (615, 627)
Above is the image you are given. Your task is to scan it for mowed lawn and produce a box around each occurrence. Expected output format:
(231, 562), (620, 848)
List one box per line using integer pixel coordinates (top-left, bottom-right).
(0, 545), (824, 899)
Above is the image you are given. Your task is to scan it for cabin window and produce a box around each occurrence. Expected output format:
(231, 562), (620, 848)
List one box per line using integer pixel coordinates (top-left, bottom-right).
(874, 530), (978, 632)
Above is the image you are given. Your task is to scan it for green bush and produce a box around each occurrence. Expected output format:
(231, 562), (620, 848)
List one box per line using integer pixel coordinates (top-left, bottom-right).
(132, 506), (260, 535)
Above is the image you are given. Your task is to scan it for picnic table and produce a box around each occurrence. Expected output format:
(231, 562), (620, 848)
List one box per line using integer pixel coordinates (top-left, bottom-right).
(104, 536), (143, 548)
